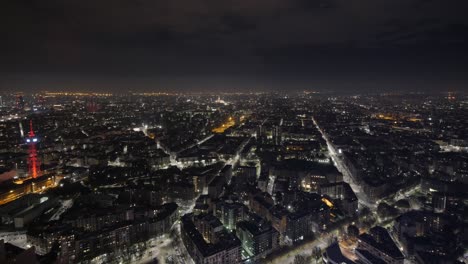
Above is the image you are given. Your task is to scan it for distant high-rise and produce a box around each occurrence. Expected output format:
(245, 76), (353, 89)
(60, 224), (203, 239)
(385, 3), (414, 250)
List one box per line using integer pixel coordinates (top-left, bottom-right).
(273, 125), (282, 145)
(16, 94), (25, 110)
(432, 192), (447, 213)
(86, 99), (100, 112)
(37, 95), (46, 109)
(257, 124), (265, 143)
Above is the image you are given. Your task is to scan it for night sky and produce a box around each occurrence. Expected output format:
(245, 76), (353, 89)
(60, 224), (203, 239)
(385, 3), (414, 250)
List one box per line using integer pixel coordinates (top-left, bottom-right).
(1, 0), (468, 93)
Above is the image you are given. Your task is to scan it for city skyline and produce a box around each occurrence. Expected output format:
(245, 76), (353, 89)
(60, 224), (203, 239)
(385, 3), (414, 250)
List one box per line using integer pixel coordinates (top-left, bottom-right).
(0, 93), (467, 264)
(1, 1), (467, 264)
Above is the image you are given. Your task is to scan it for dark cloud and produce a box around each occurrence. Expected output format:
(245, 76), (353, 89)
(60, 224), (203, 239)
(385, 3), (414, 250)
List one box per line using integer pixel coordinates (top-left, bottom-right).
(1, 0), (468, 92)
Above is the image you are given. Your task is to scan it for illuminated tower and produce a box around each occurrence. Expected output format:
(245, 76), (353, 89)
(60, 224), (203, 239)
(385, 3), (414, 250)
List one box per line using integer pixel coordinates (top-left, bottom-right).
(26, 120), (40, 178)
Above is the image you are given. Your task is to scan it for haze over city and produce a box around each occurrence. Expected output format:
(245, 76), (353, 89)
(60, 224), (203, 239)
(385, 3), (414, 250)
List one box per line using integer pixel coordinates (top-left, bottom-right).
(2, 0), (468, 93)
(1, 1), (468, 264)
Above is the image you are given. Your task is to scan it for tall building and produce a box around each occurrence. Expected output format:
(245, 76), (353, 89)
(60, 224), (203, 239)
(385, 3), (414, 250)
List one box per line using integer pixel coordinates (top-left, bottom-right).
(272, 126), (282, 145)
(214, 201), (247, 231)
(16, 94), (25, 110)
(37, 95), (45, 109)
(432, 192), (447, 213)
(236, 220), (279, 261)
(181, 214), (241, 264)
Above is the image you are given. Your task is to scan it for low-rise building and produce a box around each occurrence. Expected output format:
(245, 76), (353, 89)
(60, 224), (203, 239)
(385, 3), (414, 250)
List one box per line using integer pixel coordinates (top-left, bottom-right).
(357, 226), (404, 264)
(181, 214), (241, 264)
(236, 220), (279, 261)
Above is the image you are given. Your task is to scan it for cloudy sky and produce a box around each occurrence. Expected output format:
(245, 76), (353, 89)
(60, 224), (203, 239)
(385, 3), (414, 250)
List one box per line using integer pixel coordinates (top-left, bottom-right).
(1, 0), (468, 93)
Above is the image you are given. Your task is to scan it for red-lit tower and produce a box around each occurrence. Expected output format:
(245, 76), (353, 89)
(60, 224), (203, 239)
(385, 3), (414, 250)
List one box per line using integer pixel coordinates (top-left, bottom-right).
(26, 120), (40, 178)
